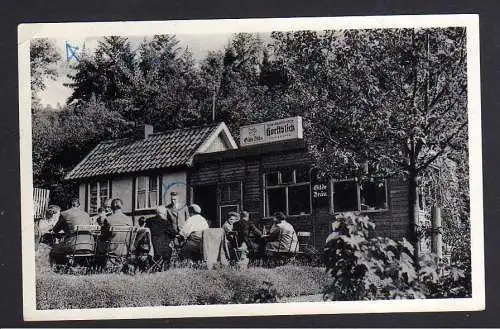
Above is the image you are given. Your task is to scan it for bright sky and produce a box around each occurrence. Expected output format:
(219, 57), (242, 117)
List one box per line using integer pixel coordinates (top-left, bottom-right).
(38, 33), (238, 107)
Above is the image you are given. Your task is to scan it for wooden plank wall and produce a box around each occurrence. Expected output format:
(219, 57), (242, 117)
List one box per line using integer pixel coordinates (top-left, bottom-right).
(370, 178), (410, 240)
(191, 150), (411, 249)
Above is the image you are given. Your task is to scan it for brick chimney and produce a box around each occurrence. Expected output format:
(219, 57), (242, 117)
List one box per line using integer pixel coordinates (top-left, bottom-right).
(144, 124), (154, 139)
(135, 124), (154, 139)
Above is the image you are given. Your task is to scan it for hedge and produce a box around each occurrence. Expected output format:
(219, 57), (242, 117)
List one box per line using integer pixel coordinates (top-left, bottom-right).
(36, 243), (328, 310)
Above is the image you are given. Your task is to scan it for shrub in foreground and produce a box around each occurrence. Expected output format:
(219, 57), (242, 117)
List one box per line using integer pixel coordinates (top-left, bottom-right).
(323, 212), (472, 301)
(36, 265), (328, 309)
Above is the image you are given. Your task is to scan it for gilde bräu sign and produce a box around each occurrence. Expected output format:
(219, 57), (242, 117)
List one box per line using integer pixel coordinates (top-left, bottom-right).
(239, 116), (303, 147)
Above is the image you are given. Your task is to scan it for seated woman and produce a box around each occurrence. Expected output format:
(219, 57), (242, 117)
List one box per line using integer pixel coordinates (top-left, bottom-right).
(178, 204), (209, 261)
(37, 205), (62, 247)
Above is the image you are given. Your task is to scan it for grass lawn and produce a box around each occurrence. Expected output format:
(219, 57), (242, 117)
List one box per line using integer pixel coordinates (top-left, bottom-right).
(35, 245), (329, 309)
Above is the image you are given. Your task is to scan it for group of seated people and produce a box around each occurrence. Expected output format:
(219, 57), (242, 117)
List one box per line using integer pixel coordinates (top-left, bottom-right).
(38, 192), (207, 271)
(36, 192), (299, 271)
(221, 210), (300, 267)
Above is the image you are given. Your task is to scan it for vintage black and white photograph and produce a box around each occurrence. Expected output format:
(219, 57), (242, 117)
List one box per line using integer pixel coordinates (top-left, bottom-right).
(19, 15), (483, 320)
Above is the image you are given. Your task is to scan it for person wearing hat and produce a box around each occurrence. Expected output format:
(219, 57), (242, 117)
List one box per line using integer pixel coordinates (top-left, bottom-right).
(178, 204), (209, 261)
(166, 191), (190, 234)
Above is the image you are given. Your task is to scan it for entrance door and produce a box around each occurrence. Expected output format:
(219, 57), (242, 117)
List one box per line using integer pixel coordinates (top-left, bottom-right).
(192, 184), (218, 228)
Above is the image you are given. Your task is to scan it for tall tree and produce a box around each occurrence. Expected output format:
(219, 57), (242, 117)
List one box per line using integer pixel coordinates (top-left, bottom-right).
(129, 35), (204, 130)
(66, 36), (137, 113)
(270, 28), (468, 246)
(210, 33), (269, 136)
(30, 38), (61, 107)
(32, 98), (132, 206)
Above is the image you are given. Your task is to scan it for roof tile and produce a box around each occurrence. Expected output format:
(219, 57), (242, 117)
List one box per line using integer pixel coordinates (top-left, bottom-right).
(65, 124), (219, 180)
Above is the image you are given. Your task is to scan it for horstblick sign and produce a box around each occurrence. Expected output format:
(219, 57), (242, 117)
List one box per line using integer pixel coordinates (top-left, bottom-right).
(239, 116), (303, 147)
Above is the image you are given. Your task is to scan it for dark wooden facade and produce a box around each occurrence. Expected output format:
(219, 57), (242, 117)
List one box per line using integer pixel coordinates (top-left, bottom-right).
(189, 140), (411, 249)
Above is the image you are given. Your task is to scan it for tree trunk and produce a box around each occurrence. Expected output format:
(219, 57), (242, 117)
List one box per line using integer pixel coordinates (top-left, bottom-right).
(408, 168), (419, 262)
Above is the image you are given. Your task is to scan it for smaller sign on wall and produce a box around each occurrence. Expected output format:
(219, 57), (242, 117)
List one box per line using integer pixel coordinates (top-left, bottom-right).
(311, 169), (330, 209)
(312, 183), (328, 199)
(239, 116), (303, 147)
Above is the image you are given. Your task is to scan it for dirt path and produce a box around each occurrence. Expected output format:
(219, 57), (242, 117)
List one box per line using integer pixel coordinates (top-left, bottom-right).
(280, 293), (324, 303)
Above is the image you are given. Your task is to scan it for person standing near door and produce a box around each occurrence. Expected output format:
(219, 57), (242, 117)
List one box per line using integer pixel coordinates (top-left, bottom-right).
(166, 191), (190, 234)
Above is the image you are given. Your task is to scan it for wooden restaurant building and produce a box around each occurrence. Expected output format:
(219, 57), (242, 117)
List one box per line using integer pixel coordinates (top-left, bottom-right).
(65, 117), (413, 249)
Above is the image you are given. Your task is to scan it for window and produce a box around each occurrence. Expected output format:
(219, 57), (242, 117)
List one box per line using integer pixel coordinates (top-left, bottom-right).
(265, 167), (311, 216)
(332, 178), (388, 213)
(333, 180), (358, 212)
(360, 179), (387, 211)
(88, 180), (110, 214)
(135, 175), (160, 209)
(219, 182), (241, 203)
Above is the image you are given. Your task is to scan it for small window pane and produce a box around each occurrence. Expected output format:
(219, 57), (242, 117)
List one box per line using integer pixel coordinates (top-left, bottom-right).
(333, 180), (358, 212)
(295, 167), (310, 183)
(148, 177), (158, 208)
(137, 191), (147, 209)
(220, 182), (240, 202)
(360, 179), (387, 210)
(99, 180), (108, 208)
(221, 185), (231, 202)
(288, 185), (311, 215)
(281, 168), (293, 184)
(230, 182), (241, 201)
(265, 172), (279, 186)
(267, 187), (286, 216)
(137, 176), (147, 191)
(89, 182), (98, 214)
(149, 191), (158, 208)
(136, 176), (148, 209)
(149, 176), (157, 191)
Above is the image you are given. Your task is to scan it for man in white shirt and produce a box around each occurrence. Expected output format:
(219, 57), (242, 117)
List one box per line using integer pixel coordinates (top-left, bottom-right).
(178, 204), (209, 261)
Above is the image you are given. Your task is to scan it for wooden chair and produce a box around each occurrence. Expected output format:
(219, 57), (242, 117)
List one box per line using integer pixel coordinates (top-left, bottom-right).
(296, 231), (311, 253)
(104, 225), (134, 273)
(65, 225), (100, 274)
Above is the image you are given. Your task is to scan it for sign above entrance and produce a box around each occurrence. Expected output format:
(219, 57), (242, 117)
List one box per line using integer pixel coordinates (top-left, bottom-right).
(239, 116), (303, 147)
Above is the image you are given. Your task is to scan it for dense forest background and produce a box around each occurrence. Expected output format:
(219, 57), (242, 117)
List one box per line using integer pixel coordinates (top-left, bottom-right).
(31, 28), (470, 261)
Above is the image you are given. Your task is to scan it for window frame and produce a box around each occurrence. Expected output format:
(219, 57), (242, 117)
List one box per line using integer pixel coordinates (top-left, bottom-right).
(330, 177), (389, 214)
(264, 167), (312, 217)
(87, 180), (110, 215)
(135, 175), (161, 210)
(218, 181), (243, 204)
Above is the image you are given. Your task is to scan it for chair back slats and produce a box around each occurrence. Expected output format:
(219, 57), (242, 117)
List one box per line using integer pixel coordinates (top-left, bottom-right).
(33, 188), (50, 220)
(71, 225), (100, 257)
(107, 225), (134, 257)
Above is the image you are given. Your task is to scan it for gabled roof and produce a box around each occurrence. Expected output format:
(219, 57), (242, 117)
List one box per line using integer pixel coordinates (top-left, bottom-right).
(65, 122), (237, 180)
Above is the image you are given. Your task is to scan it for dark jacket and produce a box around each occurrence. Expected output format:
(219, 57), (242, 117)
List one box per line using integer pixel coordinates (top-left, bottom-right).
(52, 207), (91, 235)
(106, 211), (132, 226)
(145, 215), (177, 259)
(166, 203), (190, 233)
(49, 207), (93, 262)
(233, 220), (262, 249)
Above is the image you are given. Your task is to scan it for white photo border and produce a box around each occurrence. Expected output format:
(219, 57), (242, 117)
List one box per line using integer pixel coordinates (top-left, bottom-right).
(18, 14), (484, 321)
